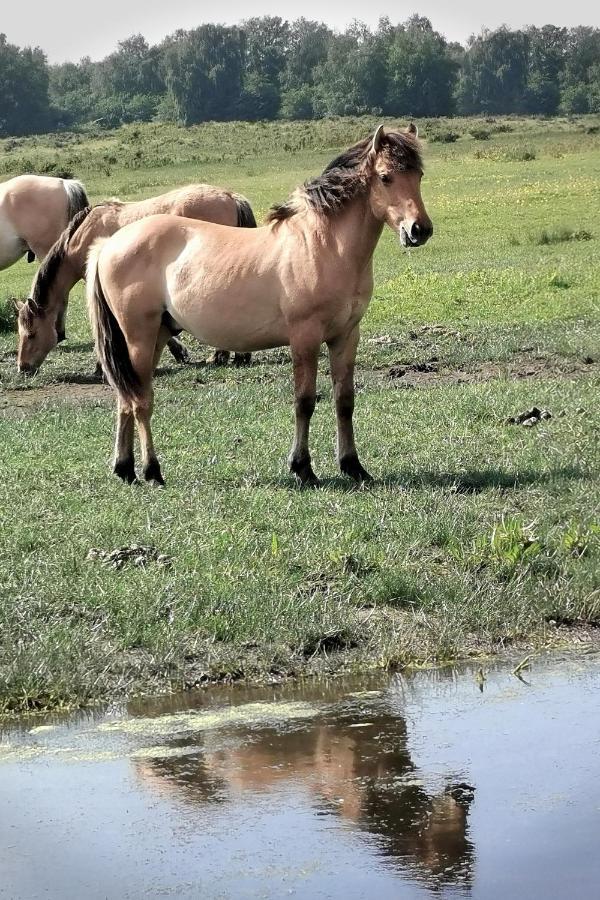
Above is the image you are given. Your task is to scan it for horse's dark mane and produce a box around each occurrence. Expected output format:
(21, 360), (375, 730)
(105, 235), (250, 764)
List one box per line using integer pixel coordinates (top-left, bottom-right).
(30, 206), (92, 308)
(267, 131), (423, 223)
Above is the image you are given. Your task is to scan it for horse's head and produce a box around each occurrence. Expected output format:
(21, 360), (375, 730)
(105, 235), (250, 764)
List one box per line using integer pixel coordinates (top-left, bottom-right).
(15, 298), (58, 374)
(367, 124), (433, 248)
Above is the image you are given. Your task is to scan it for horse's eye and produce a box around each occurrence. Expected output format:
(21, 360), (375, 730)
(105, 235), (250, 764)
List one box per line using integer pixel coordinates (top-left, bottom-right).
(380, 173), (393, 185)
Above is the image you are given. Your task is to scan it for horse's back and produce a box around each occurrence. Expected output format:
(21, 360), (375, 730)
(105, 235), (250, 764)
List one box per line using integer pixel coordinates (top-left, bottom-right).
(121, 184), (237, 228)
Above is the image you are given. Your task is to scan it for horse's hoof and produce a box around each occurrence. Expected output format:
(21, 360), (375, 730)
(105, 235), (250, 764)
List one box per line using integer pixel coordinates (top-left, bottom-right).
(114, 458), (136, 484)
(233, 353), (252, 367)
(206, 350), (231, 366)
(340, 455), (373, 484)
(208, 350), (231, 366)
(169, 344), (191, 365)
(289, 457), (320, 488)
(144, 459), (165, 487)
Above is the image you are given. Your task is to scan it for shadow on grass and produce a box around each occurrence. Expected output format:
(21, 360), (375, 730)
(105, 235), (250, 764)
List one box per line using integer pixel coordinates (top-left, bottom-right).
(56, 372), (104, 385)
(264, 465), (585, 494)
(58, 341), (95, 354)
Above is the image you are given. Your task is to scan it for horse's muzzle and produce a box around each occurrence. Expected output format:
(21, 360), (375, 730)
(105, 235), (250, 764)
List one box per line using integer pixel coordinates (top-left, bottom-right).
(18, 361), (37, 375)
(400, 221), (433, 248)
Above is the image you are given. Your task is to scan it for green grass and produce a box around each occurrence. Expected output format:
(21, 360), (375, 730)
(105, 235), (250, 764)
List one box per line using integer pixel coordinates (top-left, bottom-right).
(1, 114), (599, 713)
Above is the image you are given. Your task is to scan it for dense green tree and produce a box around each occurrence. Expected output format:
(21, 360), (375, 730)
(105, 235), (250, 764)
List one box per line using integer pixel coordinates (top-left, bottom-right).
(0, 34), (51, 135)
(284, 19), (332, 90)
(313, 23), (388, 116)
(160, 25), (245, 124)
(560, 27), (600, 113)
(524, 26), (567, 115)
(385, 16), (459, 117)
(457, 28), (530, 115)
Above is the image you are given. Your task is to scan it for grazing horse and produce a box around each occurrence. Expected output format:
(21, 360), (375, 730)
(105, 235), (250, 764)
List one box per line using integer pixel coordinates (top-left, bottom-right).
(15, 184), (257, 372)
(0, 174), (88, 269)
(87, 125), (432, 487)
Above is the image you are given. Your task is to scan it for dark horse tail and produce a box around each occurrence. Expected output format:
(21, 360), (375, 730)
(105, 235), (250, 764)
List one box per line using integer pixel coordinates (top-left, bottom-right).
(234, 193), (257, 229)
(87, 239), (141, 400)
(63, 178), (90, 222)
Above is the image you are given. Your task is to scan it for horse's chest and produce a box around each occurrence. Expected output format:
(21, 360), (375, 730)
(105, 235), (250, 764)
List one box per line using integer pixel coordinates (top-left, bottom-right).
(322, 272), (373, 331)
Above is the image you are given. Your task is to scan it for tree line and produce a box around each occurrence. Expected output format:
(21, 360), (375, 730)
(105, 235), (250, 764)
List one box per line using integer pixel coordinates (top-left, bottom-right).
(1, 17), (600, 136)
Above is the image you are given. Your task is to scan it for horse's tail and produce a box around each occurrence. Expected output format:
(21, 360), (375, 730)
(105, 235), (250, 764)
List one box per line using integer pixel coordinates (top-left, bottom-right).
(233, 193), (257, 229)
(87, 239), (141, 400)
(63, 178), (90, 222)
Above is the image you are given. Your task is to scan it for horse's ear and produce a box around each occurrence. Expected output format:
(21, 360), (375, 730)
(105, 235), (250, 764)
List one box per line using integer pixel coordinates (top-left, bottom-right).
(406, 122), (419, 137)
(27, 298), (43, 317)
(12, 299), (24, 313)
(372, 124), (386, 154)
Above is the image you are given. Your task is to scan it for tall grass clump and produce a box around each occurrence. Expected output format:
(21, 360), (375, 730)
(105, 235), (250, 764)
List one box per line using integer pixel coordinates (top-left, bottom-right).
(536, 227), (593, 245)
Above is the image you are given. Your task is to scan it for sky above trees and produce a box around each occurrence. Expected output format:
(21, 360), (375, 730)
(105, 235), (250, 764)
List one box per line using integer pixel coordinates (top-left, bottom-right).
(4, 1), (600, 62)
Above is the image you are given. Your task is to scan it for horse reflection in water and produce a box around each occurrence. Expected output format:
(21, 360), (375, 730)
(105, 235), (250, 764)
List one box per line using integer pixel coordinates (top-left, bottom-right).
(132, 694), (475, 889)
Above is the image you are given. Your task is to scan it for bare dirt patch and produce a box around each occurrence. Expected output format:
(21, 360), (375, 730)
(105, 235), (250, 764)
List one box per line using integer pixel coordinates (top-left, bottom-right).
(0, 382), (112, 410)
(384, 354), (598, 387)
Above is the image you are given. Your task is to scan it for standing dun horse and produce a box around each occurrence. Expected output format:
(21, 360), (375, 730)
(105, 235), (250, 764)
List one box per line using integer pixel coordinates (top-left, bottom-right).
(87, 125), (432, 487)
(0, 174), (88, 269)
(16, 184), (257, 373)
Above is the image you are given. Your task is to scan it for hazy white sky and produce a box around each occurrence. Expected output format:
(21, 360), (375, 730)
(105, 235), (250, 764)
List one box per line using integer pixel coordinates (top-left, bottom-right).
(6, 1), (600, 62)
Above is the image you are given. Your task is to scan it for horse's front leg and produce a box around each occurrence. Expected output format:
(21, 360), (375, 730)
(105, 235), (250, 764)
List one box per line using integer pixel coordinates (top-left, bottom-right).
(166, 336), (190, 364)
(55, 301), (68, 344)
(327, 326), (372, 483)
(288, 326), (322, 487)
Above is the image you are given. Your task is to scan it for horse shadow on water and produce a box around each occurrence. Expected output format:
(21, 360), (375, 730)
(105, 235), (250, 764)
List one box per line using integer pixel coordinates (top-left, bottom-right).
(131, 683), (476, 889)
(268, 464), (585, 493)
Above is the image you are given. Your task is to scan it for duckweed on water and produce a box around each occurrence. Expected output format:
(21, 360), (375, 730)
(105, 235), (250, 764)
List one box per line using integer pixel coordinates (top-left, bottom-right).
(97, 701), (321, 736)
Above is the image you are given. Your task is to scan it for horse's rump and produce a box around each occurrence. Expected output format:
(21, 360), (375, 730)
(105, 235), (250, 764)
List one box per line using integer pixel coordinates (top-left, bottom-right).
(63, 179), (90, 223)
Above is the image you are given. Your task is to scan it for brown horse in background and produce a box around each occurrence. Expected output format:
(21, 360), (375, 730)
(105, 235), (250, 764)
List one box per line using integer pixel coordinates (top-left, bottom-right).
(0, 174), (88, 268)
(87, 125), (432, 487)
(16, 184), (257, 372)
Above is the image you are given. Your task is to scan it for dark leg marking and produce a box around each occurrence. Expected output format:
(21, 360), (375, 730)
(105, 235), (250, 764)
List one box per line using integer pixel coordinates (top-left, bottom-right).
(113, 456), (136, 484)
(143, 457), (165, 487)
(289, 454), (321, 488)
(340, 453), (373, 484)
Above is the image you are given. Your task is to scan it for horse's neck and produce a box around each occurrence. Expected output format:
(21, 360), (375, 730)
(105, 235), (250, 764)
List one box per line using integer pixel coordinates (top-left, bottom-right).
(324, 198), (384, 275)
(31, 243), (81, 313)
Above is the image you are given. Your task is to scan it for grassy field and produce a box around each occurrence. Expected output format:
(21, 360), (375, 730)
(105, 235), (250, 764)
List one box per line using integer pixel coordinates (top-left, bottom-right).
(1, 114), (599, 713)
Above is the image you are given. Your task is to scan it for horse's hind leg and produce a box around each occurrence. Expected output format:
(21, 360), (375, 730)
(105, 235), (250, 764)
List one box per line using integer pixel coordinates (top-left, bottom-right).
(129, 325), (172, 486)
(288, 326), (322, 487)
(133, 387), (164, 486)
(113, 396), (135, 484)
(327, 327), (372, 483)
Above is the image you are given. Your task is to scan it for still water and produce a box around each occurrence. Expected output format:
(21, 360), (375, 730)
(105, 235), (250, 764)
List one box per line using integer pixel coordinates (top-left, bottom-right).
(1, 652), (599, 899)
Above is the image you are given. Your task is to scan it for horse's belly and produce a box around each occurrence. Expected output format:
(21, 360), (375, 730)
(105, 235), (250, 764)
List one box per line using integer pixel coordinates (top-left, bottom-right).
(166, 288), (288, 352)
